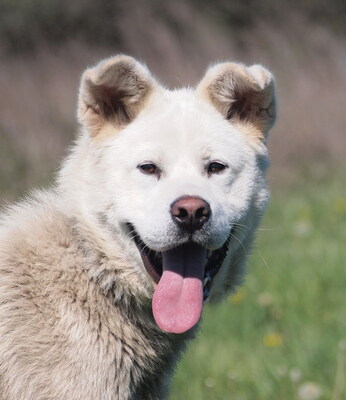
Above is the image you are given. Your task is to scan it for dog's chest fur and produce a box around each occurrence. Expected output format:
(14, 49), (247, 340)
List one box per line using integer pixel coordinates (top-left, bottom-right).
(0, 205), (192, 400)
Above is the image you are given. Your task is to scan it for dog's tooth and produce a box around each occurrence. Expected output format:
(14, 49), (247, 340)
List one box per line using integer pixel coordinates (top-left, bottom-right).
(203, 276), (210, 287)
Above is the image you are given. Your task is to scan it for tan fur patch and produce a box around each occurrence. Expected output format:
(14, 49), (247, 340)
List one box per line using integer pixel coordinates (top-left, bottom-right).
(232, 118), (266, 145)
(91, 122), (121, 143)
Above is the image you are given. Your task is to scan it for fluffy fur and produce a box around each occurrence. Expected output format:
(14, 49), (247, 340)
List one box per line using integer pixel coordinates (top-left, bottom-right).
(0, 55), (276, 399)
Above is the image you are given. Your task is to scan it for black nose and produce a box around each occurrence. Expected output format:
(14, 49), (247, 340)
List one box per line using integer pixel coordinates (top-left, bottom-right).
(170, 196), (211, 233)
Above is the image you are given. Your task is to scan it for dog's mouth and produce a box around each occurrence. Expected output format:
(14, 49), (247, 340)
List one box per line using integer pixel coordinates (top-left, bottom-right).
(128, 224), (232, 334)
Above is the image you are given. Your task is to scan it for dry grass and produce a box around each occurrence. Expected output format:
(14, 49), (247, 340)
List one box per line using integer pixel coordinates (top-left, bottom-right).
(0, 4), (345, 202)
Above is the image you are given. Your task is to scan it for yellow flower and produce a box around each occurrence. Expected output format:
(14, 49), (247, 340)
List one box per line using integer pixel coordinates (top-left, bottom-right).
(263, 332), (283, 348)
(229, 288), (246, 304)
(333, 197), (346, 215)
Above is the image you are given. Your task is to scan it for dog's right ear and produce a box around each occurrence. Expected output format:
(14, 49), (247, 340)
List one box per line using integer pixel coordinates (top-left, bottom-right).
(78, 55), (156, 136)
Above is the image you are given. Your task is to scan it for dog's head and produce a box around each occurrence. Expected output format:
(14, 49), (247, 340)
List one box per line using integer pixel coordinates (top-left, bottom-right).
(67, 55), (276, 334)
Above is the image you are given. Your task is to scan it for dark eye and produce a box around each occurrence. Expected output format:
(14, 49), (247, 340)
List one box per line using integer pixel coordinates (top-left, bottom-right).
(207, 161), (228, 175)
(138, 162), (159, 176)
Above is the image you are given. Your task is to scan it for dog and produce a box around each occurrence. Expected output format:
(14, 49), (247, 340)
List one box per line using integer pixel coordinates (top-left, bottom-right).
(0, 55), (276, 399)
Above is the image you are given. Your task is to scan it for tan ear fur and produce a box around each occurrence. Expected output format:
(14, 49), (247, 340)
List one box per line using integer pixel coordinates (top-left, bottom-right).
(78, 55), (156, 136)
(196, 62), (276, 139)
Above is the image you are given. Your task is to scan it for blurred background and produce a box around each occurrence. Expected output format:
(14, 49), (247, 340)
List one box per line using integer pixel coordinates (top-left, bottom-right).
(0, 1), (345, 399)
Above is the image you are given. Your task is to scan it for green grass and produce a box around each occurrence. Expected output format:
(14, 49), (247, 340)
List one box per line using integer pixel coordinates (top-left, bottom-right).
(171, 175), (346, 400)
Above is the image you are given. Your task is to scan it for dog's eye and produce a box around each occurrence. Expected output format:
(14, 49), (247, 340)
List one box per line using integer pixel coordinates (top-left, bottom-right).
(138, 163), (159, 176)
(207, 161), (228, 175)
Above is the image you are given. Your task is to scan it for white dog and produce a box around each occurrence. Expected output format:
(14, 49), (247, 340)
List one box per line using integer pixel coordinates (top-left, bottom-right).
(0, 55), (276, 399)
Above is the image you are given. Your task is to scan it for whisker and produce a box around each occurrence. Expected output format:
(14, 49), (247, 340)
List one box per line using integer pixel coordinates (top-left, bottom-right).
(257, 250), (271, 270)
(229, 231), (248, 257)
(138, 238), (151, 254)
(233, 222), (251, 231)
(126, 225), (156, 254)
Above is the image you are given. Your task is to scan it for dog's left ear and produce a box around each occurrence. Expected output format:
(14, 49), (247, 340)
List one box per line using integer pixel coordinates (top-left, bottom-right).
(78, 55), (156, 136)
(196, 62), (276, 139)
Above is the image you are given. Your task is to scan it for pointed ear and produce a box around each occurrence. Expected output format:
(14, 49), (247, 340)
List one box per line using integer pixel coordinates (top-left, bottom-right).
(196, 62), (276, 139)
(78, 55), (156, 136)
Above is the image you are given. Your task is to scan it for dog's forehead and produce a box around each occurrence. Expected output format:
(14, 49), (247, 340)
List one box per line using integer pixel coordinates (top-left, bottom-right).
(145, 88), (221, 127)
(120, 88), (246, 151)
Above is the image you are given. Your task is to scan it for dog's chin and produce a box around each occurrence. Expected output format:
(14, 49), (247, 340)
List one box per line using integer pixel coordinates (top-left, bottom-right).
(126, 223), (233, 302)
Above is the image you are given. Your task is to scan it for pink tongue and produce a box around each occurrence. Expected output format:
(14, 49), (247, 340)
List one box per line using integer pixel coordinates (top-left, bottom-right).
(152, 243), (207, 334)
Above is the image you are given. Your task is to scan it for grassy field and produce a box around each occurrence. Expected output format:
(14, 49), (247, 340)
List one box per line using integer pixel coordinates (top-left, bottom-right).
(171, 173), (346, 400)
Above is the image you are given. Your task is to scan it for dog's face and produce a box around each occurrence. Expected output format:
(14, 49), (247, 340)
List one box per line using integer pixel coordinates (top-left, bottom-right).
(69, 56), (276, 334)
(102, 92), (256, 250)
